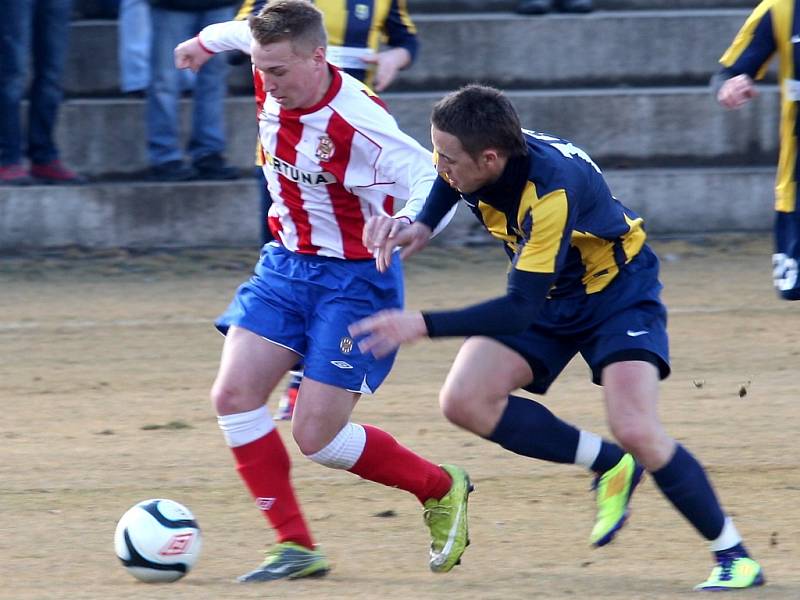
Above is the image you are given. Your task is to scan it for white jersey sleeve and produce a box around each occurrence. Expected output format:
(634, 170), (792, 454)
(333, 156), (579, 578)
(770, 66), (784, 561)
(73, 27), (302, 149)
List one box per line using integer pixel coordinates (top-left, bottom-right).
(198, 19), (252, 54)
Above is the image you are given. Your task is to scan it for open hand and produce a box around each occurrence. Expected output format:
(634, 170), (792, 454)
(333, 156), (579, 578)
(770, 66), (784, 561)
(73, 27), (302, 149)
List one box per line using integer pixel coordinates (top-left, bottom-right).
(348, 310), (427, 357)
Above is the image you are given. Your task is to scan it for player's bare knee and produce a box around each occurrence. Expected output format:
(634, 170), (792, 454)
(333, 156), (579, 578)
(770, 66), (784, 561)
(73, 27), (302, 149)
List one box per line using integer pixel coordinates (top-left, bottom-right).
(210, 380), (249, 416)
(438, 383), (471, 425)
(609, 416), (656, 457)
(291, 421), (326, 456)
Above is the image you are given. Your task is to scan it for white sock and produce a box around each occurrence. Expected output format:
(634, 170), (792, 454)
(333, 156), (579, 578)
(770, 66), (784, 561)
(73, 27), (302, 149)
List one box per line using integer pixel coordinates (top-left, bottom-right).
(307, 422), (366, 469)
(710, 516), (742, 552)
(217, 405), (275, 448)
(574, 430), (602, 469)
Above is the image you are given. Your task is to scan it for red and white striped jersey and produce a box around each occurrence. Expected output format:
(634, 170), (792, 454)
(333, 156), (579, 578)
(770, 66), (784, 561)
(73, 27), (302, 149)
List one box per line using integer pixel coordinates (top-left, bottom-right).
(199, 21), (438, 260)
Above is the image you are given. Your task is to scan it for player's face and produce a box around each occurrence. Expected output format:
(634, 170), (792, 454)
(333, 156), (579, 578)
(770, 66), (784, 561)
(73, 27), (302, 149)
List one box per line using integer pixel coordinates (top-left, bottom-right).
(431, 126), (498, 194)
(251, 39), (328, 110)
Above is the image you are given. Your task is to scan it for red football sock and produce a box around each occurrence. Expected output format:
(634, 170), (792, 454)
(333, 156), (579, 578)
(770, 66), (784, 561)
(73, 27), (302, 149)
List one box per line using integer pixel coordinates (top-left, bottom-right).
(348, 424), (452, 503)
(231, 430), (314, 549)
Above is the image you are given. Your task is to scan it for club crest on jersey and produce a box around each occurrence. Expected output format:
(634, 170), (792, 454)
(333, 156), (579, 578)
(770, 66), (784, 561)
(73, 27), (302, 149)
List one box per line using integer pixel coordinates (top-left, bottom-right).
(354, 3), (369, 20)
(315, 135), (335, 162)
(339, 336), (354, 354)
(265, 151), (337, 185)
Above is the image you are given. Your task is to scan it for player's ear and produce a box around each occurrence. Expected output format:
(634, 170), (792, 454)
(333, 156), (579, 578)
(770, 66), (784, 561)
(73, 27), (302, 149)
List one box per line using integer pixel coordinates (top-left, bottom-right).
(482, 149), (500, 167)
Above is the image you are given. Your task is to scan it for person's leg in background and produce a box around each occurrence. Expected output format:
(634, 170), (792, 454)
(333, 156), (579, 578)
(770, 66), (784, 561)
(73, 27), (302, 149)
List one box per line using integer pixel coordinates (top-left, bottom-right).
(146, 5), (195, 181)
(28, 0), (83, 183)
(118, 0), (150, 95)
(188, 6), (237, 180)
(0, 0), (32, 184)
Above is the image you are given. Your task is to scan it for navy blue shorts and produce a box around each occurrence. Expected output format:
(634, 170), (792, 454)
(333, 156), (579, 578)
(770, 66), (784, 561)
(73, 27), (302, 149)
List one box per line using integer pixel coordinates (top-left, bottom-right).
(492, 246), (670, 394)
(215, 243), (403, 394)
(773, 210), (800, 300)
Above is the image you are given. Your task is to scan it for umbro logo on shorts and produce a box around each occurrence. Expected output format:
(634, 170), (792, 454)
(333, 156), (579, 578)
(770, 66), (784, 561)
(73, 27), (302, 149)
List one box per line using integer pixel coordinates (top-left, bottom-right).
(331, 360), (353, 369)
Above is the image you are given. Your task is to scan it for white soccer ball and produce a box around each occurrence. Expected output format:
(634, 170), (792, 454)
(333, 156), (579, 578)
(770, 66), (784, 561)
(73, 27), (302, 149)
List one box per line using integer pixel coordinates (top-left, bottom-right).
(114, 498), (202, 583)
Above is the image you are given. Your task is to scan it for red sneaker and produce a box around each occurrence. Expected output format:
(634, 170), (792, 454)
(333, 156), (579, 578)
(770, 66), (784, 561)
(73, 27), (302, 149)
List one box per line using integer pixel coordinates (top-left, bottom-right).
(0, 163), (32, 185)
(30, 160), (85, 184)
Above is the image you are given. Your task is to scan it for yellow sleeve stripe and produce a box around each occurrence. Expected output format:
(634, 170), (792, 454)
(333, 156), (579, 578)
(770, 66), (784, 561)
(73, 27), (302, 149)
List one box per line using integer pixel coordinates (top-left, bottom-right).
(516, 184), (568, 273)
(235, 0), (256, 21)
(719, 0), (776, 79)
(394, 0), (417, 34)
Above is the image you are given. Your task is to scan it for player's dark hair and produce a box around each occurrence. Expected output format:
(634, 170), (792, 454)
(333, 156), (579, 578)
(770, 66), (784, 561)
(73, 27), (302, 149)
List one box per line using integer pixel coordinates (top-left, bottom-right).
(249, 0), (327, 55)
(431, 84), (527, 160)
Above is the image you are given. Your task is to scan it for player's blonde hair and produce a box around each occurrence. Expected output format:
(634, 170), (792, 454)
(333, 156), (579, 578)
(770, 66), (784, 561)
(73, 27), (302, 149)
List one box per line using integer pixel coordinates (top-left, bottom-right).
(249, 0), (327, 56)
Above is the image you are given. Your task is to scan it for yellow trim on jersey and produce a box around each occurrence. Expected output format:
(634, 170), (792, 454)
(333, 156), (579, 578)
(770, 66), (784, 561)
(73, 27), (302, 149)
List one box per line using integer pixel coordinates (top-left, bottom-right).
(621, 213), (646, 262)
(773, 0), (798, 212)
(478, 200), (516, 244)
(395, 0), (417, 34)
(516, 184), (568, 273)
(569, 213), (646, 294)
(318, 0), (347, 47)
(719, 0), (776, 80)
(235, 0), (256, 21)
(570, 231), (620, 294)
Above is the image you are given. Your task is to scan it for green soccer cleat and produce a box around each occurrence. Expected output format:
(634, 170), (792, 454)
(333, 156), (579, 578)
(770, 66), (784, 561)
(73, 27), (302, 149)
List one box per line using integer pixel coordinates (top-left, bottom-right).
(694, 555), (765, 591)
(590, 453), (644, 547)
(423, 464), (473, 573)
(237, 542), (330, 583)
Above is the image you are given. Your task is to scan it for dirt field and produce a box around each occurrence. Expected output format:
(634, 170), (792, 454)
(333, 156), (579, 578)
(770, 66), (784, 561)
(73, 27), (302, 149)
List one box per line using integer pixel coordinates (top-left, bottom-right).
(2, 234), (799, 600)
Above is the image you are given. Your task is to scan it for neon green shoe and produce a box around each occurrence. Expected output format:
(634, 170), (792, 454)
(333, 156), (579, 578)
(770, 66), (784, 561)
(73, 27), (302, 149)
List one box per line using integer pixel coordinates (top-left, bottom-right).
(423, 464), (473, 573)
(590, 453), (644, 547)
(694, 555), (765, 591)
(237, 542), (330, 582)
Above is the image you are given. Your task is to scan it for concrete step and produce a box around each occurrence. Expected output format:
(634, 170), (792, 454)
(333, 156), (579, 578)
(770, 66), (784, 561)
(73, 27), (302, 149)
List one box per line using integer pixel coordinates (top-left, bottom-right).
(0, 166), (775, 250)
(66, 10), (752, 96)
(71, 0), (758, 19)
(52, 86), (779, 177)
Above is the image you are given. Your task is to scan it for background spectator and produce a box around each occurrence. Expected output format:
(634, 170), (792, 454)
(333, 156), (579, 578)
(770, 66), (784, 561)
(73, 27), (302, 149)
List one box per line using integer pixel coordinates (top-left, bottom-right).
(118, 0), (196, 97)
(146, 0), (239, 181)
(0, 0), (84, 184)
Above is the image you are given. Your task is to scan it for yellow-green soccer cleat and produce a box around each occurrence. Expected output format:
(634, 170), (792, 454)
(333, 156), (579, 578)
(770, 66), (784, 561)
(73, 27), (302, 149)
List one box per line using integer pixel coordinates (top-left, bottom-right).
(237, 542), (330, 583)
(423, 464), (474, 573)
(590, 453), (644, 547)
(694, 555), (765, 591)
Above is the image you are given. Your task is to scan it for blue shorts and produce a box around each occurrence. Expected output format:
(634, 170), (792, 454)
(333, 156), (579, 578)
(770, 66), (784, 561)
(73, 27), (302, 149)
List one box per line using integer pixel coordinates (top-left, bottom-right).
(774, 210), (800, 300)
(493, 246), (670, 394)
(215, 244), (403, 394)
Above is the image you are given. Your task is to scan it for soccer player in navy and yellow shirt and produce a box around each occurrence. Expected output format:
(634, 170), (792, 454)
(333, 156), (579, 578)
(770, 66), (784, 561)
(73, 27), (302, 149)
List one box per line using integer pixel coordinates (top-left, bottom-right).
(714, 0), (800, 300)
(351, 85), (765, 592)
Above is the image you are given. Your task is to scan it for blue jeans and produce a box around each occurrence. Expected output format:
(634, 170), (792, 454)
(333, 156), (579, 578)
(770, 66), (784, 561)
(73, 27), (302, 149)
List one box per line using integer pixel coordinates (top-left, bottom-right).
(118, 0), (195, 93)
(0, 0), (72, 165)
(146, 6), (233, 166)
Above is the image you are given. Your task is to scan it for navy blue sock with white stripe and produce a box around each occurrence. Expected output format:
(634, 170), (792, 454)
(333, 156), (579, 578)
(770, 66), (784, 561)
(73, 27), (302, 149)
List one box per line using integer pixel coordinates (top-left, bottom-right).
(488, 395), (623, 470)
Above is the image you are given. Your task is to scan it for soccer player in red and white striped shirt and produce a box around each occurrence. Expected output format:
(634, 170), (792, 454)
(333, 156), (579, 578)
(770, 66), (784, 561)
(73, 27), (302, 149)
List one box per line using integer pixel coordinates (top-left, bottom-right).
(174, 0), (469, 582)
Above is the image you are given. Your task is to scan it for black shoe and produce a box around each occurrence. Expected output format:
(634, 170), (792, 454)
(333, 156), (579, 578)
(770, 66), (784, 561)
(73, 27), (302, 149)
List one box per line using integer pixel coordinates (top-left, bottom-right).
(558, 0), (593, 12)
(193, 153), (239, 180)
(516, 0), (553, 14)
(147, 160), (197, 182)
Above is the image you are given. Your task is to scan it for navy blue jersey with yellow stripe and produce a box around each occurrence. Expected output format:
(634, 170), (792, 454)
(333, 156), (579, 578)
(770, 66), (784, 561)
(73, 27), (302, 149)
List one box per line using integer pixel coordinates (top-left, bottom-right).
(236, 0), (417, 85)
(464, 130), (647, 299)
(718, 0), (799, 213)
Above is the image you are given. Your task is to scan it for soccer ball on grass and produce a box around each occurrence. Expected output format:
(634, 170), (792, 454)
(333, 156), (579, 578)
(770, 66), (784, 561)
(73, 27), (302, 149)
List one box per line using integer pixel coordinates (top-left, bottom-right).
(114, 498), (202, 583)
